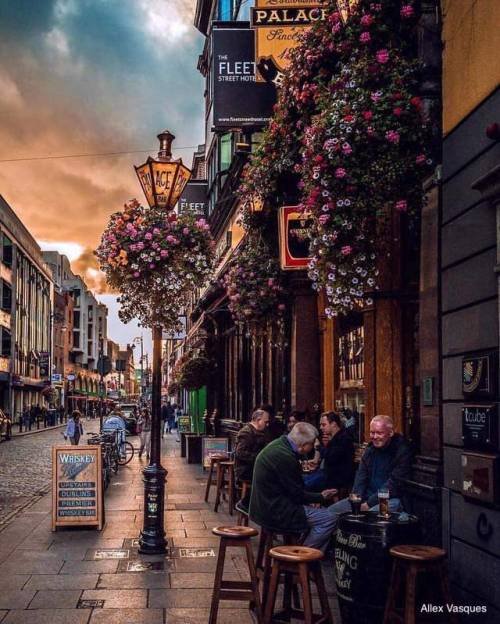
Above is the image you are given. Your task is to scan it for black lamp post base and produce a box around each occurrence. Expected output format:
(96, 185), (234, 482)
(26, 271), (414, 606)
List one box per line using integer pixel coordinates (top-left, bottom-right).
(138, 464), (167, 554)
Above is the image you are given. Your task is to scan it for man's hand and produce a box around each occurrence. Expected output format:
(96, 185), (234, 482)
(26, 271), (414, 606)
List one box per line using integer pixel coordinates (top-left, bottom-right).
(321, 488), (338, 501)
(360, 502), (370, 511)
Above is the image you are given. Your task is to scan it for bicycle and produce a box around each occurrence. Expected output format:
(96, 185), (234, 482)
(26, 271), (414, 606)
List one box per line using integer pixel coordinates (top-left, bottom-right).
(87, 431), (118, 489)
(102, 427), (135, 466)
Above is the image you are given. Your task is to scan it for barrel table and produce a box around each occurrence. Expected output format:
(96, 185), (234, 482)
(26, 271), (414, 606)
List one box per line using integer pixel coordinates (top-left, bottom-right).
(334, 511), (420, 624)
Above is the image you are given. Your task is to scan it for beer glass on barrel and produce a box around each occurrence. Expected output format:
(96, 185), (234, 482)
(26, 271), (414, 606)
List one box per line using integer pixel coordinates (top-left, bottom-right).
(378, 487), (390, 518)
(349, 493), (362, 516)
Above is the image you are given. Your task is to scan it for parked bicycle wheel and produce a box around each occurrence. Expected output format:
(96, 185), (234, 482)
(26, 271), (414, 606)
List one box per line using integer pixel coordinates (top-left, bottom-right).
(117, 440), (134, 465)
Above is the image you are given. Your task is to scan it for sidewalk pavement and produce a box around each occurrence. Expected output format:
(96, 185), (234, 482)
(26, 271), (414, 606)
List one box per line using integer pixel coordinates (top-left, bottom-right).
(11, 423), (65, 438)
(0, 433), (340, 624)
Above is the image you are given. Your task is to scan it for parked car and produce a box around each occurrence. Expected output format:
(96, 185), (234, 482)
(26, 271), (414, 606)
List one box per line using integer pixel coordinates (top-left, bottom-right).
(118, 403), (138, 435)
(0, 409), (12, 441)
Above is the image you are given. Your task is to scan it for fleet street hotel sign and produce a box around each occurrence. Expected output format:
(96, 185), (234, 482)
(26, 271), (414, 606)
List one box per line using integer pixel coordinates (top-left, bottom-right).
(251, 1), (327, 83)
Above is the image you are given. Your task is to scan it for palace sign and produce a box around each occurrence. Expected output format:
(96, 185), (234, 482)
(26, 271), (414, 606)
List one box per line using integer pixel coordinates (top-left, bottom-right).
(251, 1), (327, 83)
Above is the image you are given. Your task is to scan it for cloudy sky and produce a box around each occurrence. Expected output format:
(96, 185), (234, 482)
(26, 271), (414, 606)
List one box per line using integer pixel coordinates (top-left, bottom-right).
(0, 0), (204, 353)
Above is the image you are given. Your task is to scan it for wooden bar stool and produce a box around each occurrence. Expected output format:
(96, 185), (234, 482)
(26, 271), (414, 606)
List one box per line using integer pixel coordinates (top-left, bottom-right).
(383, 545), (458, 624)
(204, 454), (228, 503)
(256, 527), (302, 610)
(214, 460), (235, 515)
(209, 526), (262, 624)
(264, 545), (332, 624)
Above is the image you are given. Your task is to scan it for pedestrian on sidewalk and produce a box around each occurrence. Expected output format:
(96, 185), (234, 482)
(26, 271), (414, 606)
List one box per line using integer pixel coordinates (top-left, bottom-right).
(137, 407), (152, 459)
(64, 410), (84, 445)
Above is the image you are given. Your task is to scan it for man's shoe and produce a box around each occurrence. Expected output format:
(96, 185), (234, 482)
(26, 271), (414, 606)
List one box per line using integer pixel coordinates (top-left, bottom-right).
(235, 500), (249, 515)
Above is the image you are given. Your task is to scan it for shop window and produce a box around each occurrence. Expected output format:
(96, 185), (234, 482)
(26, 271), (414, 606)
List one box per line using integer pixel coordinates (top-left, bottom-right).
(1, 234), (13, 267)
(220, 133), (232, 171)
(235, 0), (253, 21)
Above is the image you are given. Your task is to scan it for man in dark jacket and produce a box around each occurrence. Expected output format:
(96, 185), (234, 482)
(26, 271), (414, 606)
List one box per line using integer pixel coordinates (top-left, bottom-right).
(304, 412), (355, 491)
(235, 408), (270, 483)
(326, 415), (411, 525)
(250, 422), (338, 552)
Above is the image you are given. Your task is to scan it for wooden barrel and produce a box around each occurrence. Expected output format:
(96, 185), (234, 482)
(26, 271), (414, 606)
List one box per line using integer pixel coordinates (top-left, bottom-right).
(335, 511), (420, 624)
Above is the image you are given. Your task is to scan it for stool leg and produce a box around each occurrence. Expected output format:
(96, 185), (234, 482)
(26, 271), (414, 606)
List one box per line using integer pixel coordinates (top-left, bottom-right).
(228, 467), (235, 515)
(261, 533), (274, 608)
(214, 464), (223, 513)
(312, 561), (333, 624)
(282, 571), (293, 619)
(298, 562), (314, 624)
(404, 565), (418, 624)
(205, 461), (215, 502)
(209, 539), (227, 624)
(383, 560), (401, 624)
(256, 529), (267, 571)
(245, 539), (263, 623)
(438, 564), (458, 624)
(264, 560), (281, 624)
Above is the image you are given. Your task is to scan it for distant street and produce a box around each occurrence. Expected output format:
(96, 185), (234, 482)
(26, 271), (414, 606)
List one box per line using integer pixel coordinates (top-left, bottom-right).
(0, 427), (64, 527)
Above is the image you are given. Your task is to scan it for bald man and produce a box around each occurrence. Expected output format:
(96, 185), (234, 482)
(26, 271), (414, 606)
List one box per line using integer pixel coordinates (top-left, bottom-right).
(326, 415), (412, 525)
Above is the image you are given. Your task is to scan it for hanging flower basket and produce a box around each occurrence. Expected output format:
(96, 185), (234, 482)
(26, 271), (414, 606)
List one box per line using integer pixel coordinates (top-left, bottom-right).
(95, 199), (214, 329)
(178, 355), (212, 391)
(167, 381), (180, 396)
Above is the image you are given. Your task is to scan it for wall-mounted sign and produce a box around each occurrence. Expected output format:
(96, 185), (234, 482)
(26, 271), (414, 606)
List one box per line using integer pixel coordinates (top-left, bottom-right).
(251, 1), (327, 83)
(462, 405), (498, 451)
(177, 416), (191, 433)
(52, 446), (103, 530)
(278, 206), (313, 270)
(213, 25), (276, 128)
(202, 437), (229, 469)
(39, 351), (50, 378)
(177, 181), (208, 216)
(462, 354), (496, 399)
(422, 377), (434, 406)
(51, 373), (63, 384)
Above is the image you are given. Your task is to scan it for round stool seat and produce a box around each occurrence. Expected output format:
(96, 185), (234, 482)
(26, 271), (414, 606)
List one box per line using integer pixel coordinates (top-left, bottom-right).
(212, 525), (258, 539)
(210, 454), (228, 462)
(269, 545), (323, 563)
(390, 545), (446, 562)
(219, 460), (235, 467)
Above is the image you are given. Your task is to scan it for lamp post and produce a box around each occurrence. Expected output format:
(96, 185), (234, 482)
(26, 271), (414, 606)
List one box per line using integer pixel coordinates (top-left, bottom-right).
(132, 335), (145, 403)
(134, 131), (192, 554)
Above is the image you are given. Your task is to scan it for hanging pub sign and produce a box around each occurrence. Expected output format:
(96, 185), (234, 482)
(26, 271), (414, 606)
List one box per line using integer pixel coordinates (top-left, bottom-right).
(251, 1), (327, 84)
(52, 446), (103, 530)
(212, 24), (276, 128)
(278, 206), (313, 270)
(462, 353), (497, 399)
(462, 405), (499, 451)
(177, 181), (208, 216)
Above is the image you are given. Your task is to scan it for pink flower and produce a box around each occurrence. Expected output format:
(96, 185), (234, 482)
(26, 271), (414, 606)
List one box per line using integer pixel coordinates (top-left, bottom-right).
(166, 235), (176, 243)
(416, 154), (426, 165)
(153, 228), (160, 235)
(319, 214), (330, 225)
(395, 200), (408, 212)
(267, 278), (275, 286)
(360, 32), (371, 44)
(160, 250), (168, 258)
(332, 22), (341, 33)
(385, 130), (400, 144)
(393, 107), (403, 117)
(278, 304), (286, 311)
(133, 272), (140, 278)
(149, 263), (155, 269)
(362, 110), (373, 121)
(342, 143), (353, 155)
(376, 49), (390, 64)
(145, 232), (153, 240)
(341, 246), (353, 256)
(183, 227), (190, 235)
(335, 168), (347, 179)
(360, 14), (374, 27)
(370, 92), (382, 103)
(400, 5), (415, 19)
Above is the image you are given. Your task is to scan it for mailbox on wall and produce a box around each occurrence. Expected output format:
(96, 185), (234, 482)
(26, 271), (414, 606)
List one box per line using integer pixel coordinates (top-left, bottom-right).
(461, 451), (500, 504)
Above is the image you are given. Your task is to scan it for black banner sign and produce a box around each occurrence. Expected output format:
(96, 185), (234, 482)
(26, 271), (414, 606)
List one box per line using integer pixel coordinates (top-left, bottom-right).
(178, 181), (208, 216)
(213, 25), (276, 128)
(462, 405), (499, 450)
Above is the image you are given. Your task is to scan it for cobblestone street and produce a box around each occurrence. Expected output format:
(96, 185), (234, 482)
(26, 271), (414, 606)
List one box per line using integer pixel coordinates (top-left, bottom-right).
(0, 427), (66, 526)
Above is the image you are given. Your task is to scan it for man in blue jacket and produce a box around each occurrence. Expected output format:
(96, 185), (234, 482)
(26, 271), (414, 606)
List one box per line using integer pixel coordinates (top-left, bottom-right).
(326, 415), (411, 524)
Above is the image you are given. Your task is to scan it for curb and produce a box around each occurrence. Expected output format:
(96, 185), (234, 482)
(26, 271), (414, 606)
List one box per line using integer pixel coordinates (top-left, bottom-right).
(10, 423), (66, 439)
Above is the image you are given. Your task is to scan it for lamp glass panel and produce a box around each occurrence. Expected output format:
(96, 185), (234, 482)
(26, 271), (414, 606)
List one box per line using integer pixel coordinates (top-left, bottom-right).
(170, 164), (192, 209)
(151, 161), (179, 209)
(135, 163), (155, 207)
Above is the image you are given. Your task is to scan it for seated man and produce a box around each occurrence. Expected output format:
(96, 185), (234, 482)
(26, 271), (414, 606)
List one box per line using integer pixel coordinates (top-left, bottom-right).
(304, 411), (355, 492)
(326, 415), (411, 524)
(249, 422), (338, 552)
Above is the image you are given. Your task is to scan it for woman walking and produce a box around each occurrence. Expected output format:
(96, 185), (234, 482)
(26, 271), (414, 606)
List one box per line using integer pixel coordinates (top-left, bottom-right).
(64, 410), (84, 445)
(137, 407), (152, 459)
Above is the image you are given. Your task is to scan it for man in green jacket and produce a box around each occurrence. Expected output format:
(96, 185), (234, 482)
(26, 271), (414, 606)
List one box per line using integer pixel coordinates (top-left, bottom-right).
(249, 422), (338, 552)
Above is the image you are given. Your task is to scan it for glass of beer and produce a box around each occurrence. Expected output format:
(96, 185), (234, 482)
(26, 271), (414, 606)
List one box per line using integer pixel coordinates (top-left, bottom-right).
(378, 488), (390, 518)
(349, 493), (362, 516)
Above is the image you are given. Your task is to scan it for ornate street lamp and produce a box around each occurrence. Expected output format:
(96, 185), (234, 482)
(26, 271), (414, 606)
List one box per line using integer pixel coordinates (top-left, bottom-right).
(134, 131), (192, 554)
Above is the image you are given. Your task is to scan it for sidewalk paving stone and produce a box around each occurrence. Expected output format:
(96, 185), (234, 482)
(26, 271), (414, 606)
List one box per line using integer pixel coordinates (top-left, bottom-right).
(27, 590), (82, 610)
(24, 574), (99, 590)
(0, 576), (30, 591)
(2, 609), (92, 624)
(98, 572), (171, 589)
(80, 589), (147, 609)
(89, 608), (164, 624)
(165, 608), (254, 624)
